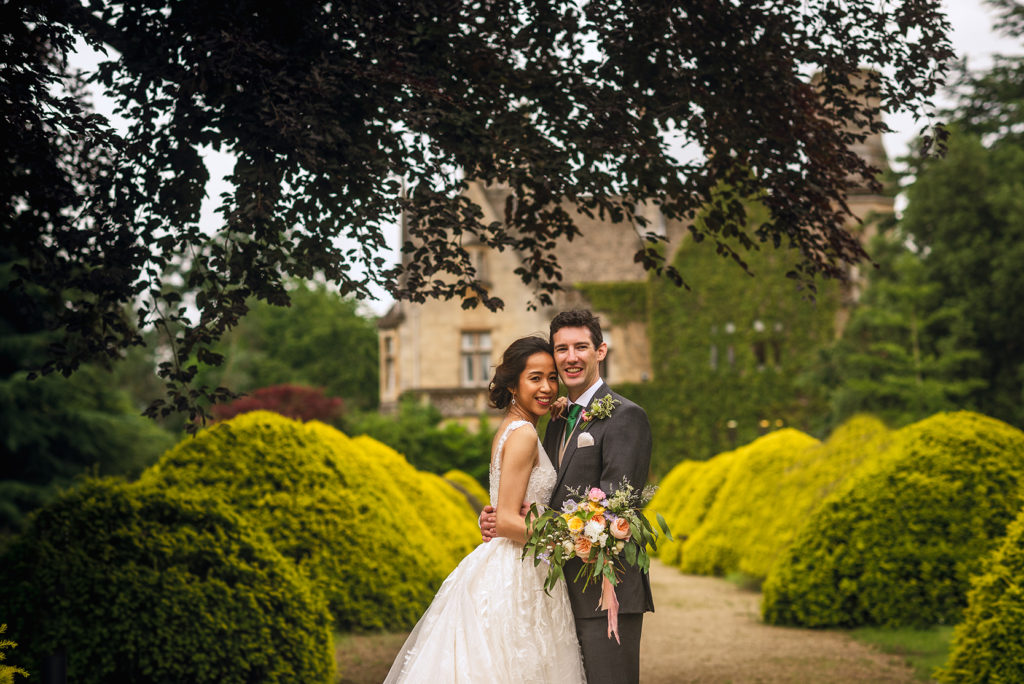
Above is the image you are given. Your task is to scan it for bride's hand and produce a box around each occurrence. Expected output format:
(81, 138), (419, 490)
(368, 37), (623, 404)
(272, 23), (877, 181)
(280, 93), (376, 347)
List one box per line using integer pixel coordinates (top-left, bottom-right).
(549, 396), (569, 419)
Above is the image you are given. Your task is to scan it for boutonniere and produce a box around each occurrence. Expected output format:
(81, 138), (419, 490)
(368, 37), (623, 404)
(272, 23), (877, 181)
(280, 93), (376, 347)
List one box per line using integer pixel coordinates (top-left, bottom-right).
(581, 395), (620, 428)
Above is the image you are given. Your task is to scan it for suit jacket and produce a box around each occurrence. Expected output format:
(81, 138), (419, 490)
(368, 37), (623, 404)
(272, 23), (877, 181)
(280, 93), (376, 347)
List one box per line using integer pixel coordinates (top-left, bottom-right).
(543, 381), (655, 619)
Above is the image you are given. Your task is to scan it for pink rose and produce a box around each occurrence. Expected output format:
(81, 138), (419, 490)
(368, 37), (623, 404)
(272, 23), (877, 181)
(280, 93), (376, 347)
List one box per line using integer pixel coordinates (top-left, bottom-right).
(575, 536), (594, 561)
(588, 487), (606, 502)
(610, 517), (631, 541)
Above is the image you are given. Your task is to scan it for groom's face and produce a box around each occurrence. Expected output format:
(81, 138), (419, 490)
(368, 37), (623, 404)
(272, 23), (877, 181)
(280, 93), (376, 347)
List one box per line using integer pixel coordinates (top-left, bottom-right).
(552, 325), (607, 401)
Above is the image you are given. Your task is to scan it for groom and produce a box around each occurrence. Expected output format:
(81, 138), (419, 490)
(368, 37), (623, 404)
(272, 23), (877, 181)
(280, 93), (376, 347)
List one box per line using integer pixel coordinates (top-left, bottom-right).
(481, 309), (654, 683)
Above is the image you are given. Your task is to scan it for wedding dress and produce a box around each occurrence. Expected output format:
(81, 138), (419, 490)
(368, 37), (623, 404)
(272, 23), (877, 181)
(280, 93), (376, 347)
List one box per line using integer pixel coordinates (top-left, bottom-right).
(384, 420), (586, 683)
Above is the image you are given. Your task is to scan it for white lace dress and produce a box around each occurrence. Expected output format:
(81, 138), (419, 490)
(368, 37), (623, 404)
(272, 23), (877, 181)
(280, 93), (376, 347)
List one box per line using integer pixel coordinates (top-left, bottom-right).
(384, 420), (586, 683)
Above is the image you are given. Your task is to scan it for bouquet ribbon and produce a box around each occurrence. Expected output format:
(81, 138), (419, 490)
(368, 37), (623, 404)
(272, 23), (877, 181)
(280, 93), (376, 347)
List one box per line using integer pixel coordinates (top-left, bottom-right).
(599, 575), (620, 644)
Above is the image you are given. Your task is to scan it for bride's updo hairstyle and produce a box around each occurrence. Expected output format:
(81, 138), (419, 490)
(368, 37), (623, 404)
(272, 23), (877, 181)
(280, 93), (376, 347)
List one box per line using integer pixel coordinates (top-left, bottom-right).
(488, 336), (553, 410)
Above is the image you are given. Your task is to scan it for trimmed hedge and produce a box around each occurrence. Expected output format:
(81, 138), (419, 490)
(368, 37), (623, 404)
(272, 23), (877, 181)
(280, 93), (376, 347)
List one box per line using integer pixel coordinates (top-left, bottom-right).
(443, 468), (490, 511)
(680, 416), (890, 579)
(139, 411), (480, 630)
(0, 479), (333, 683)
(648, 451), (741, 567)
(0, 624), (27, 684)
(679, 429), (821, 577)
(763, 411), (1024, 628)
(938, 507), (1024, 682)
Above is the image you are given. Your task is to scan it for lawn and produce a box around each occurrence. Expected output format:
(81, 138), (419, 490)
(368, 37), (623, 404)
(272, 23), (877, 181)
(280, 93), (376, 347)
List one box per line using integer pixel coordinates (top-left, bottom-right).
(849, 625), (955, 682)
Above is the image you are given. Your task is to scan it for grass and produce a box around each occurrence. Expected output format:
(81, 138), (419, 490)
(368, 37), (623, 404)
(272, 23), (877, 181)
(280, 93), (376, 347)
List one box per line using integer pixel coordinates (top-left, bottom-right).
(724, 570), (764, 592)
(848, 625), (955, 682)
(334, 630), (410, 684)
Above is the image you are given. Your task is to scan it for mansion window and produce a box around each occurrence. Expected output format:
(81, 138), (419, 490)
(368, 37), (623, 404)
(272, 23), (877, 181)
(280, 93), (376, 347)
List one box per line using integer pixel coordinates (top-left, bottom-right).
(461, 331), (492, 387)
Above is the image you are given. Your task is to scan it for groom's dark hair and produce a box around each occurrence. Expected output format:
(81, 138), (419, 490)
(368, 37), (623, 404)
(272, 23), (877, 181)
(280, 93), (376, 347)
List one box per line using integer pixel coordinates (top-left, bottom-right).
(549, 310), (603, 348)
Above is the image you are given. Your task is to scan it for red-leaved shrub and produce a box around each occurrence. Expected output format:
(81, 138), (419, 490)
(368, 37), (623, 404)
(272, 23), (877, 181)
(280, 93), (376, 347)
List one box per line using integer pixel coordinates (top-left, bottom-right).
(213, 384), (344, 423)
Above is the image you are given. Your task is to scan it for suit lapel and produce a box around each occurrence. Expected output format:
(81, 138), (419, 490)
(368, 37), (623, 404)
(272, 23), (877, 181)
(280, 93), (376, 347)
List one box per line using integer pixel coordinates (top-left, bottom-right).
(543, 416), (562, 470)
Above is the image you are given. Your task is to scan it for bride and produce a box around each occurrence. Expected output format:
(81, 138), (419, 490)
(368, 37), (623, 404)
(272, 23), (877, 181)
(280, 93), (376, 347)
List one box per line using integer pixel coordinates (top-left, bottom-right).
(384, 336), (586, 683)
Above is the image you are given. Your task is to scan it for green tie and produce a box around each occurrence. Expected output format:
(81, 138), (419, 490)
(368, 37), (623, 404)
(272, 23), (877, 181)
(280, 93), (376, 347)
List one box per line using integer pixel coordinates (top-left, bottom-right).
(563, 403), (583, 446)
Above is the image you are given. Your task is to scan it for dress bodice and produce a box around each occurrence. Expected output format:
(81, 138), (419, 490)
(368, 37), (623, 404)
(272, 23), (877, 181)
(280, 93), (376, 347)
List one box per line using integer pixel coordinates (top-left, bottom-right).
(489, 420), (557, 508)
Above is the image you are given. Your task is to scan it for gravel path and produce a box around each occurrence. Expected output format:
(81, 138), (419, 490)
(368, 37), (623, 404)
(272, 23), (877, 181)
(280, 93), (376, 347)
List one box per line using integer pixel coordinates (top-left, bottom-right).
(641, 560), (918, 683)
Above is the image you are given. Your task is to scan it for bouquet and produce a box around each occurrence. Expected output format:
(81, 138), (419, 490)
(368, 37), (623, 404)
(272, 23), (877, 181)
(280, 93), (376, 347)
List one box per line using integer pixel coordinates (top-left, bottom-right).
(522, 480), (672, 641)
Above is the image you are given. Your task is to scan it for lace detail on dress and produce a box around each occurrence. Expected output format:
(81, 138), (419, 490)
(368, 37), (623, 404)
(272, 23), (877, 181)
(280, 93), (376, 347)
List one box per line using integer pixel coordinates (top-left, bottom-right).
(489, 420), (557, 509)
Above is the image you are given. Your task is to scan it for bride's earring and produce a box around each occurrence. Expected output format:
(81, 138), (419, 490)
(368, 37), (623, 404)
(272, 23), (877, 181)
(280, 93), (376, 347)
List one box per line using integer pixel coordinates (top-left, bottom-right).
(511, 393), (517, 406)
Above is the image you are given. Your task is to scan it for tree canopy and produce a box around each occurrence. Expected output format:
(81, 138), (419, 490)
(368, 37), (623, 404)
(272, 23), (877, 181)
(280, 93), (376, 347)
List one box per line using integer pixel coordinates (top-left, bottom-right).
(821, 233), (985, 428)
(3, 1), (953, 420)
(881, 0), (1024, 428)
(193, 281), (380, 412)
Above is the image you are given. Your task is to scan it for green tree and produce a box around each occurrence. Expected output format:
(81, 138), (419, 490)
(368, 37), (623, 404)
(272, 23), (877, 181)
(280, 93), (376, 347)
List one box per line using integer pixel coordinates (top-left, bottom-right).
(2, 1), (953, 420)
(885, 1), (1024, 427)
(196, 281), (379, 411)
(822, 234), (985, 428)
(347, 397), (492, 482)
(899, 129), (1024, 427)
(0, 256), (175, 536)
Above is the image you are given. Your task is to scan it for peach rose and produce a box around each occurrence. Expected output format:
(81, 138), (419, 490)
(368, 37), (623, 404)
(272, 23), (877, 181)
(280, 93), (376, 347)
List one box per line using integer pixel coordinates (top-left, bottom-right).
(575, 536), (593, 561)
(610, 517), (631, 541)
(592, 514), (606, 527)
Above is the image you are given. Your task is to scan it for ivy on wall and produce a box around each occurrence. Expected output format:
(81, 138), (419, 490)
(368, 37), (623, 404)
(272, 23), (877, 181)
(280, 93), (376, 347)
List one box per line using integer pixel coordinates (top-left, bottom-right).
(581, 204), (844, 477)
(575, 282), (649, 326)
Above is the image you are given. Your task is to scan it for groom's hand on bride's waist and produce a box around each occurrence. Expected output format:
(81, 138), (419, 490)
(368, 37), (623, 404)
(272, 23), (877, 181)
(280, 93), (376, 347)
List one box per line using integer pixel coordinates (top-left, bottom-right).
(479, 506), (497, 542)
(478, 503), (531, 542)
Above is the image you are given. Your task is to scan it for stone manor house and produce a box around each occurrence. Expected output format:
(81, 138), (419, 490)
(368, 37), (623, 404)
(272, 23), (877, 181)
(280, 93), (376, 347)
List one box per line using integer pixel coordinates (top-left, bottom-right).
(377, 129), (892, 426)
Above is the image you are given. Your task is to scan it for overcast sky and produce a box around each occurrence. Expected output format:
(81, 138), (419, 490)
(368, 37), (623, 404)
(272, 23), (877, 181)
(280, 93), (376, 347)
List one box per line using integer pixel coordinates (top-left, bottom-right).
(72, 1), (1023, 314)
(882, 0), (1022, 165)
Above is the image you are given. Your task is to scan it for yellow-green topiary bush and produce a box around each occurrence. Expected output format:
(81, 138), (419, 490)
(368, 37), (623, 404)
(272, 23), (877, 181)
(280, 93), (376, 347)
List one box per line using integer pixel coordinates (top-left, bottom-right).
(647, 451), (742, 567)
(938, 506), (1024, 682)
(0, 479), (334, 683)
(679, 429), (822, 577)
(349, 434), (480, 566)
(444, 468), (490, 511)
(645, 459), (701, 564)
(763, 412), (1024, 628)
(678, 416), (890, 579)
(139, 411), (479, 631)
(0, 625), (27, 684)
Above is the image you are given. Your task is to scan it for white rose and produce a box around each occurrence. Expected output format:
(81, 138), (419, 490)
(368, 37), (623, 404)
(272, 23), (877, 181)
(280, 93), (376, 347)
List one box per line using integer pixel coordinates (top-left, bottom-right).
(615, 540), (625, 553)
(562, 540), (574, 555)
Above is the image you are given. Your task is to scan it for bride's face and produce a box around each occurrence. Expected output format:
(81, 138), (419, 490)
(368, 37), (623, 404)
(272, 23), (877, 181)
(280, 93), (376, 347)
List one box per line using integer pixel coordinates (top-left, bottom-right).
(513, 352), (558, 418)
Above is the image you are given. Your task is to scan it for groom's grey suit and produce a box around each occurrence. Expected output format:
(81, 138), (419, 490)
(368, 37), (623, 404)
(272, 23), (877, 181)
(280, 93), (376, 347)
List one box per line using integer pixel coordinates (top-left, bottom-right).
(543, 381), (654, 684)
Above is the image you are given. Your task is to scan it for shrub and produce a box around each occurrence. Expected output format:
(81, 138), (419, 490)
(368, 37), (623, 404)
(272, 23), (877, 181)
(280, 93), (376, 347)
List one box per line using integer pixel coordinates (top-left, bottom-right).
(0, 625), (27, 684)
(647, 451), (741, 567)
(444, 469), (490, 511)
(938, 507), (1024, 682)
(346, 397), (492, 481)
(212, 384), (344, 423)
(0, 363), (176, 535)
(680, 428), (822, 576)
(0, 479), (333, 683)
(679, 416), (890, 579)
(140, 411), (480, 630)
(763, 412), (1024, 628)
